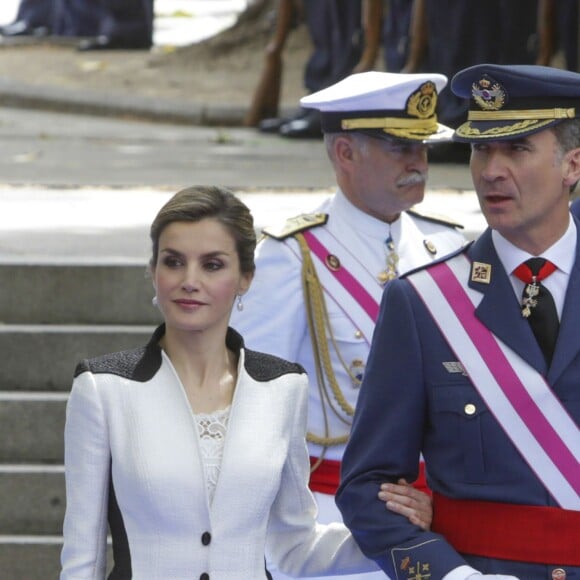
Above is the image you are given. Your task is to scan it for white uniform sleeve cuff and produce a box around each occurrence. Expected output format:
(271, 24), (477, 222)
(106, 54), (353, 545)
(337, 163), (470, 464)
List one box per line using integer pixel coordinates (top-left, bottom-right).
(442, 565), (481, 580)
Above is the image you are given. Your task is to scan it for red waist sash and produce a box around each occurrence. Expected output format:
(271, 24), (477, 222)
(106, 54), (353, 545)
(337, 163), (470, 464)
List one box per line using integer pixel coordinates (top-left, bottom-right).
(432, 492), (580, 565)
(309, 457), (342, 495)
(309, 457), (429, 495)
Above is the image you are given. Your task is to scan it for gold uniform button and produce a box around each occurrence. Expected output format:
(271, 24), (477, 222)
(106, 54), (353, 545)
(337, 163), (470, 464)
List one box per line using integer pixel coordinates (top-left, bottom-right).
(424, 239), (437, 255)
(464, 403), (476, 416)
(354, 330), (363, 339)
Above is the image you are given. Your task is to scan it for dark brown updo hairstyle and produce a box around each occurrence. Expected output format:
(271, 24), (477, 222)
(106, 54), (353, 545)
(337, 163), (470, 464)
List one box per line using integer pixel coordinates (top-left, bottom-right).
(150, 185), (256, 275)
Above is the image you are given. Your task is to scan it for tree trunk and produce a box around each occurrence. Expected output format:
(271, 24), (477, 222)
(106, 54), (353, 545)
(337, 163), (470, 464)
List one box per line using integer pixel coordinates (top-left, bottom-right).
(147, 0), (310, 125)
(184, 0), (278, 55)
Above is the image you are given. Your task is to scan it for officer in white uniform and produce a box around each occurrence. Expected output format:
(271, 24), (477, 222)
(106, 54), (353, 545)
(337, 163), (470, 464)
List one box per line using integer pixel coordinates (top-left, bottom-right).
(231, 71), (467, 580)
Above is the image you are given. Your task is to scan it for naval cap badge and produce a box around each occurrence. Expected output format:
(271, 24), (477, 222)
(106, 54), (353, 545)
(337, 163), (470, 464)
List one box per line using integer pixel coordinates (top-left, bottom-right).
(407, 81), (438, 119)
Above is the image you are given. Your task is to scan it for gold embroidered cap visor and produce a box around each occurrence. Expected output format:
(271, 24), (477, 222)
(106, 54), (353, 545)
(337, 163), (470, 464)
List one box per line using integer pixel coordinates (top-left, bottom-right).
(450, 63), (580, 142)
(453, 102), (576, 142)
(320, 110), (454, 143)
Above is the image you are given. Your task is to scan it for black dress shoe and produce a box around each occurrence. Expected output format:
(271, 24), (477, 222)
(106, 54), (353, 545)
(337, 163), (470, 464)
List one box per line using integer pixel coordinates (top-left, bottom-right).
(1, 20), (49, 37)
(77, 35), (152, 51)
(279, 111), (322, 139)
(258, 108), (310, 134)
(258, 117), (287, 133)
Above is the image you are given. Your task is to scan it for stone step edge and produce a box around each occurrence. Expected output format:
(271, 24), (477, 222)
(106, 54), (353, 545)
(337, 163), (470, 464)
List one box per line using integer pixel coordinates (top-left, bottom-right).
(0, 392), (68, 401)
(0, 324), (155, 332)
(0, 535), (63, 544)
(0, 257), (148, 266)
(0, 465), (64, 473)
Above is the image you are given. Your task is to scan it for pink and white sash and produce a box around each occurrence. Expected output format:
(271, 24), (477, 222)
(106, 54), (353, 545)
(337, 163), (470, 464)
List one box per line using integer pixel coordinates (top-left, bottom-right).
(408, 253), (580, 509)
(300, 229), (382, 343)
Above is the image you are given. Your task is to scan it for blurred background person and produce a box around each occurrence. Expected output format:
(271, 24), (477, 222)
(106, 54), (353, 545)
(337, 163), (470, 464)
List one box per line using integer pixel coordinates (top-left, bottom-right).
(0, 0), (53, 37)
(1, 0), (154, 50)
(255, 0), (364, 139)
(536, 0), (579, 72)
(72, 0), (154, 50)
(248, 0), (424, 138)
(353, 0), (414, 74)
(402, 0), (539, 131)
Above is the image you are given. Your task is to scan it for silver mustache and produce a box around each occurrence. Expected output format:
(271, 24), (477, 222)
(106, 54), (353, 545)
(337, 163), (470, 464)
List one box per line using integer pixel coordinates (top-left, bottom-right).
(397, 172), (427, 187)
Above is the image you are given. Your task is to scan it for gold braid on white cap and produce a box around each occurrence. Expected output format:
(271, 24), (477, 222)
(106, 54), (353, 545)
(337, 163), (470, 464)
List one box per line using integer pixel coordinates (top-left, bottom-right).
(337, 80), (440, 139)
(341, 116), (439, 138)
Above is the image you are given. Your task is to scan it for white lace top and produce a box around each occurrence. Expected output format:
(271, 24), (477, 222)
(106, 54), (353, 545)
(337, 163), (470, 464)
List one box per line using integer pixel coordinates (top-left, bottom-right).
(194, 405), (231, 504)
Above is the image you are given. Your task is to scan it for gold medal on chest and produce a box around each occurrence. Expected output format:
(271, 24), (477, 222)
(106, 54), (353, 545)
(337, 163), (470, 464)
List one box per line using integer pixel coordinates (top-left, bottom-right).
(378, 234), (399, 285)
(325, 254), (341, 271)
(521, 280), (540, 318)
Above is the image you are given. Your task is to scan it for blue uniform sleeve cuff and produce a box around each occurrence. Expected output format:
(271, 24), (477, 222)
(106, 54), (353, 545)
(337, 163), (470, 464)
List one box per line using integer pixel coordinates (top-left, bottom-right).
(389, 537), (467, 579)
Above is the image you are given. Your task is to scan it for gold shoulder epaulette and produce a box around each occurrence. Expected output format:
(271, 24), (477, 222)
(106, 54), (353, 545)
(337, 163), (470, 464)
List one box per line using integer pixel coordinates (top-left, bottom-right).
(263, 212), (328, 240)
(407, 207), (464, 229)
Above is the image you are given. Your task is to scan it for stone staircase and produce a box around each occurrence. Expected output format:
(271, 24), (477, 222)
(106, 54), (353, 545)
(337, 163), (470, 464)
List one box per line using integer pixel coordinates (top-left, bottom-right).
(0, 261), (160, 578)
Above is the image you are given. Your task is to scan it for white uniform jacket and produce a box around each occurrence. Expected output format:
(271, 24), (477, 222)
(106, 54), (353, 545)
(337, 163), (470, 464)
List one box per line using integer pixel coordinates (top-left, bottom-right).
(60, 325), (376, 580)
(231, 190), (466, 461)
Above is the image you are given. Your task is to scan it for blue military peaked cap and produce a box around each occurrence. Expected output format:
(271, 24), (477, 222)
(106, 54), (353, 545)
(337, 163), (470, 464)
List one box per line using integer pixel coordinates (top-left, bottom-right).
(451, 64), (580, 142)
(300, 71), (454, 143)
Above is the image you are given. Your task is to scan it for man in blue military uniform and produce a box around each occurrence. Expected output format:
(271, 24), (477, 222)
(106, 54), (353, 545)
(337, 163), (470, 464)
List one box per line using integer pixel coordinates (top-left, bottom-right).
(337, 64), (580, 579)
(232, 70), (466, 580)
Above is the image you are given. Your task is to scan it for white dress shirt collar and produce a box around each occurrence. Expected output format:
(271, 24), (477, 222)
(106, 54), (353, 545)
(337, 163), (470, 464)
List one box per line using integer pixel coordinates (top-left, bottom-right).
(331, 188), (402, 241)
(491, 217), (577, 318)
(491, 216), (576, 277)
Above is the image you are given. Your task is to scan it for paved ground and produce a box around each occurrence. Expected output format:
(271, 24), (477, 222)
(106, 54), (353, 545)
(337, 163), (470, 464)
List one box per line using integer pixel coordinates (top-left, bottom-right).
(0, 0), (309, 122)
(0, 98), (482, 264)
(0, 184), (486, 262)
(0, 105), (484, 262)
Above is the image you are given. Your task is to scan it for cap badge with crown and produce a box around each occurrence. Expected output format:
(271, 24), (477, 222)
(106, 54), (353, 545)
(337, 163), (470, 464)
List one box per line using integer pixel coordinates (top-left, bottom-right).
(407, 81), (438, 118)
(472, 75), (506, 111)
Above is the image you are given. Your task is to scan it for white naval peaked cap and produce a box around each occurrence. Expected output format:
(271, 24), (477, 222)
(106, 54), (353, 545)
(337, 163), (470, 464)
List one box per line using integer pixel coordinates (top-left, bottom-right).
(300, 71), (453, 143)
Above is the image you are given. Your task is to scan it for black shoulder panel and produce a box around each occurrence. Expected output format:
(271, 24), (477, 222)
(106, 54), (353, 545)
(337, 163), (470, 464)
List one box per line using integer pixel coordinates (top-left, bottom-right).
(74, 326), (164, 382)
(244, 349), (306, 382)
(227, 326), (305, 380)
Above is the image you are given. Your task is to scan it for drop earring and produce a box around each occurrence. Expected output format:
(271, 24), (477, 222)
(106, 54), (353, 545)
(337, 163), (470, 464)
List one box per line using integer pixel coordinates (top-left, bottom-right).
(236, 294), (244, 312)
(152, 295), (158, 307)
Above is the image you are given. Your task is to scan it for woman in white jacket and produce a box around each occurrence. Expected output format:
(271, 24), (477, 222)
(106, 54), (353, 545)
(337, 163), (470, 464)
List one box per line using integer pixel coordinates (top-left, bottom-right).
(60, 185), (431, 579)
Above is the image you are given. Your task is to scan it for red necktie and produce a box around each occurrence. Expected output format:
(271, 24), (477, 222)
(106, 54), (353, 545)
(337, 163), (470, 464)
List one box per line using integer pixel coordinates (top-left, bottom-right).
(513, 257), (559, 365)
